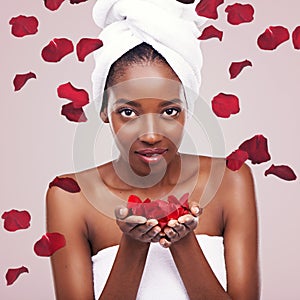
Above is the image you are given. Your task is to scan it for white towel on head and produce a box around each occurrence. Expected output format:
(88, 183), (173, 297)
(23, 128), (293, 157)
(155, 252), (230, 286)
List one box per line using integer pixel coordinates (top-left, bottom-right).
(91, 0), (206, 115)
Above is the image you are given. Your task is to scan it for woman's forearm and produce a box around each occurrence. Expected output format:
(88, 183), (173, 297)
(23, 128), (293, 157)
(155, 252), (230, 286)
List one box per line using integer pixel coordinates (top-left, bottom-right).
(169, 233), (231, 300)
(99, 234), (150, 300)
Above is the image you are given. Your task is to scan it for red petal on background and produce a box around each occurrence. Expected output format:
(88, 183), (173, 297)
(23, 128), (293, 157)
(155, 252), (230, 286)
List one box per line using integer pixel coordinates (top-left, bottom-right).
(57, 82), (89, 108)
(70, 0), (88, 4)
(238, 134), (271, 164)
(265, 164), (297, 181)
(61, 102), (88, 122)
(292, 26), (300, 50)
(49, 176), (81, 193)
(198, 25), (223, 41)
(9, 15), (38, 38)
(6, 266), (29, 286)
(229, 59), (252, 79)
(76, 38), (103, 62)
(13, 72), (37, 91)
(226, 149), (248, 171)
(34, 232), (66, 257)
(41, 38), (74, 62)
(257, 26), (290, 50)
(195, 0), (224, 19)
(44, 0), (65, 10)
(211, 93), (240, 118)
(225, 3), (254, 25)
(1, 209), (31, 232)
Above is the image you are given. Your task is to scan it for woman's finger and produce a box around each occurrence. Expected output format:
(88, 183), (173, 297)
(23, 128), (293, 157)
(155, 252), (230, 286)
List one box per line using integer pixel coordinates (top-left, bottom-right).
(189, 202), (203, 217)
(114, 205), (129, 220)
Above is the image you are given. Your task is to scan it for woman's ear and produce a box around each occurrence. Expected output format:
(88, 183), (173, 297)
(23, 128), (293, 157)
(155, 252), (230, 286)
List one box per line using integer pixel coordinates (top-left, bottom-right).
(100, 108), (109, 123)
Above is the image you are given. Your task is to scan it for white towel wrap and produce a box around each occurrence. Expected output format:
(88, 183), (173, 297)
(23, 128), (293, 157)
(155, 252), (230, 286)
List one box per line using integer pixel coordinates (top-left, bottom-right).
(91, 0), (206, 115)
(92, 234), (227, 300)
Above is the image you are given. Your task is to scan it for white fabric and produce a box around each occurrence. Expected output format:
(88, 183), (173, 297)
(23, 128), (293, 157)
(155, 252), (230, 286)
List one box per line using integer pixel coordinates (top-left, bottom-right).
(91, 0), (206, 115)
(92, 234), (227, 300)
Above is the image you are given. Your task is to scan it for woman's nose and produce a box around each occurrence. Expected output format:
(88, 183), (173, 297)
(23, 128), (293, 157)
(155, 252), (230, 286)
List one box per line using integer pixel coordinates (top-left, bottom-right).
(138, 114), (163, 145)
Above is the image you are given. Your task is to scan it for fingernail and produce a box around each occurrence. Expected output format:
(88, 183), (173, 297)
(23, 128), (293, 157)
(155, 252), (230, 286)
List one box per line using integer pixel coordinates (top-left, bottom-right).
(120, 208), (127, 216)
(193, 206), (200, 214)
(168, 220), (177, 227)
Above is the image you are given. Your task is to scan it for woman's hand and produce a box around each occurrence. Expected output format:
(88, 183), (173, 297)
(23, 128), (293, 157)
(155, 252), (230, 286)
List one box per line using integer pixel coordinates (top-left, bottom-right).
(159, 203), (203, 248)
(115, 206), (162, 243)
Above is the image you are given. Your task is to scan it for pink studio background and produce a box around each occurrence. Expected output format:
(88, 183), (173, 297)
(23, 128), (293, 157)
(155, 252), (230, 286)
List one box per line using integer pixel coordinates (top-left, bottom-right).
(0, 0), (299, 299)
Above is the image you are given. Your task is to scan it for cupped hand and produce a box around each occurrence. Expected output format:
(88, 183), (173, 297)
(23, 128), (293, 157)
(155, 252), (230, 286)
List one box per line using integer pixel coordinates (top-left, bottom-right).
(115, 205), (162, 243)
(159, 203), (203, 248)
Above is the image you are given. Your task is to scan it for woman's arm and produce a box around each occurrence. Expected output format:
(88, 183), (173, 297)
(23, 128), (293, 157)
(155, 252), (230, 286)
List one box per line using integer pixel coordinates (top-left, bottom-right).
(47, 182), (152, 300)
(168, 163), (260, 300)
(46, 185), (95, 300)
(100, 234), (150, 299)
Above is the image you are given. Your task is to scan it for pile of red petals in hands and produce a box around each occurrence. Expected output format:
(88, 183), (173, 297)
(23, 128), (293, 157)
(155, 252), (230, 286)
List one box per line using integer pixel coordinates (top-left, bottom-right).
(127, 193), (190, 229)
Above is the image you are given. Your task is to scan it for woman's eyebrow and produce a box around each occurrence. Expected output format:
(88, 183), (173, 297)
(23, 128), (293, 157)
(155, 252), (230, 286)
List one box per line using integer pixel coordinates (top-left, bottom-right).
(112, 98), (183, 108)
(159, 99), (184, 107)
(113, 99), (141, 107)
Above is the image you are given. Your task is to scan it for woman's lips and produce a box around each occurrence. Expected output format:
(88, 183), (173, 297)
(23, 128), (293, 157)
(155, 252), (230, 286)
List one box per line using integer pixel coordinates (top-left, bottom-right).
(135, 148), (168, 164)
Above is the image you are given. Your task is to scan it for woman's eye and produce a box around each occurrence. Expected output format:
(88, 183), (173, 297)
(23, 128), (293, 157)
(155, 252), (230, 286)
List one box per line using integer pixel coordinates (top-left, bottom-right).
(119, 109), (136, 118)
(162, 108), (180, 117)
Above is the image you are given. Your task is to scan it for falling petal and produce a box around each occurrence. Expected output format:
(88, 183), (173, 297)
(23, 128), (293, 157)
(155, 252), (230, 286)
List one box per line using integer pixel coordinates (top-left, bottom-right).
(226, 149), (249, 171)
(9, 15), (38, 38)
(195, 0), (224, 20)
(1, 209), (31, 232)
(6, 267), (29, 286)
(229, 59), (252, 79)
(41, 38), (74, 62)
(57, 82), (89, 108)
(13, 72), (37, 91)
(265, 164), (297, 181)
(292, 26), (300, 50)
(34, 232), (66, 257)
(211, 93), (240, 118)
(198, 25), (223, 41)
(61, 102), (88, 122)
(76, 38), (103, 62)
(44, 0), (65, 11)
(239, 134), (271, 164)
(49, 176), (81, 193)
(225, 3), (254, 25)
(257, 26), (289, 50)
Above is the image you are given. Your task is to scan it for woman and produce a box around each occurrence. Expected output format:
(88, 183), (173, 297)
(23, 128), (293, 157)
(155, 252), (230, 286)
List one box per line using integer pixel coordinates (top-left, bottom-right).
(46, 1), (260, 299)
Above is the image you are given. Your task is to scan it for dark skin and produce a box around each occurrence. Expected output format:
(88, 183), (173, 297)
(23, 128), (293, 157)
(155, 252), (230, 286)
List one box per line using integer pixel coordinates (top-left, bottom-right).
(47, 62), (260, 300)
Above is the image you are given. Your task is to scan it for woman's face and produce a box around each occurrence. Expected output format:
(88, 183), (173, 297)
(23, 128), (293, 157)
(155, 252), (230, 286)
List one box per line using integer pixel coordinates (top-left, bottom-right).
(103, 62), (186, 176)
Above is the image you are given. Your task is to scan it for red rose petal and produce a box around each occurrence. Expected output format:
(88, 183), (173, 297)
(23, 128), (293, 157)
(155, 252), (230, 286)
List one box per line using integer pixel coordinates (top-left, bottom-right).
(49, 176), (81, 193)
(211, 93), (240, 118)
(76, 38), (103, 62)
(6, 266), (29, 286)
(13, 72), (37, 91)
(195, 0), (224, 20)
(57, 82), (89, 108)
(238, 134), (271, 164)
(9, 15), (38, 38)
(225, 3), (254, 25)
(127, 194), (190, 229)
(257, 26), (290, 50)
(229, 59), (252, 79)
(198, 25), (223, 41)
(1, 209), (31, 232)
(292, 26), (300, 50)
(61, 102), (88, 122)
(70, 0), (88, 4)
(44, 0), (65, 11)
(34, 232), (66, 257)
(265, 164), (297, 181)
(226, 149), (248, 171)
(41, 38), (74, 62)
